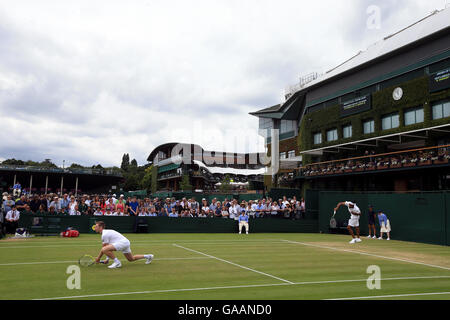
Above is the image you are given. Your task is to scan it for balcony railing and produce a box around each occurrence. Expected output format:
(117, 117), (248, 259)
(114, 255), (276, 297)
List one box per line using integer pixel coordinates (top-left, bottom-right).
(299, 145), (450, 178)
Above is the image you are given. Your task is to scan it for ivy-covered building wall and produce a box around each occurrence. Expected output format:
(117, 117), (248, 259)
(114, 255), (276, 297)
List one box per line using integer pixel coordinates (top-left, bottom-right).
(298, 74), (450, 165)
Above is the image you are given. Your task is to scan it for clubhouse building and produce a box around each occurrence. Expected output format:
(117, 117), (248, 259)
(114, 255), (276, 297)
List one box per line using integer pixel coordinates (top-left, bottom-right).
(147, 143), (266, 192)
(251, 8), (450, 192)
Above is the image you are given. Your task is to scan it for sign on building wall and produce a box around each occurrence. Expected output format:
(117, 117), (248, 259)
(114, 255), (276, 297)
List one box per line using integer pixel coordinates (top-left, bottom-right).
(429, 68), (450, 93)
(341, 95), (372, 117)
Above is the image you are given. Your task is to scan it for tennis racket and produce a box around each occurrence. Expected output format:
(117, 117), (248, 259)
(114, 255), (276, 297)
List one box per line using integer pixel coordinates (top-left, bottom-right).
(330, 210), (337, 228)
(78, 254), (95, 267)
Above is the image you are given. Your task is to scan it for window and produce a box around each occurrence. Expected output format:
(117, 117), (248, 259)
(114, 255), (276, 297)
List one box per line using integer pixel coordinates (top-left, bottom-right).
(259, 118), (273, 137)
(280, 120), (296, 134)
(279, 152), (286, 160)
(432, 100), (450, 120)
(327, 129), (338, 142)
(363, 119), (375, 134)
(288, 150), (295, 158)
(381, 113), (400, 130)
(313, 132), (322, 145)
(342, 125), (352, 139)
(404, 107), (424, 126)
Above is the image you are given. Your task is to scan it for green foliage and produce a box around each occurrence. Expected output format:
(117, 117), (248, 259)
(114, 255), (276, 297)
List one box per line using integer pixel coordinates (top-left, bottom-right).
(151, 166), (158, 194)
(121, 153), (130, 171)
(1, 158), (58, 168)
(219, 174), (232, 193)
(69, 163), (84, 169)
(140, 166), (153, 191)
(179, 174), (193, 192)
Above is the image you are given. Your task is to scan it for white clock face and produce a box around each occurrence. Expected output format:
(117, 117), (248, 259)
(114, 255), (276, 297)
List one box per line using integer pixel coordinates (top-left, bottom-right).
(393, 87), (403, 101)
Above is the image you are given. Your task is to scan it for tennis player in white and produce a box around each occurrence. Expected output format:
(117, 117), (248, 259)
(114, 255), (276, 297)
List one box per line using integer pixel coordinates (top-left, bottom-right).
(94, 221), (154, 269)
(334, 201), (362, 244)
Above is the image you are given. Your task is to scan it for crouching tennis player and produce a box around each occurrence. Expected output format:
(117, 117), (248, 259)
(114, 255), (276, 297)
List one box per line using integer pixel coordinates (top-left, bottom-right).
(94, 221), (154, 269)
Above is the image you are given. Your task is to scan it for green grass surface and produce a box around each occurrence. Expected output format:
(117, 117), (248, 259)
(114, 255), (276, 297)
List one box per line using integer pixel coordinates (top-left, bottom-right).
(0, 233), (449, 300)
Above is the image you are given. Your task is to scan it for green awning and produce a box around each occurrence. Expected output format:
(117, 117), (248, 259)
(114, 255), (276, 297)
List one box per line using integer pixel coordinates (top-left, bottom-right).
(158, 163), (181, 174)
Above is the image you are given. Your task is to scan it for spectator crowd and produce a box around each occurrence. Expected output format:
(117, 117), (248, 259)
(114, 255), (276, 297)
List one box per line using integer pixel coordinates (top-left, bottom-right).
(302, 147), (450, 177)
(1, 192), (307, 234)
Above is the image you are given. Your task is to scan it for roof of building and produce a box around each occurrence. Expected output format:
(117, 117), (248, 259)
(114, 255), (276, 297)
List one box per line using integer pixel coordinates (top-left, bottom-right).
(301, 8), (450, 91)
(251, 7), (450, 117)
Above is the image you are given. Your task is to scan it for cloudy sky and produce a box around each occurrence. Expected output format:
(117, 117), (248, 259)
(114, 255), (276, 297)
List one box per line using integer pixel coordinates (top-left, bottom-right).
(0, 0), (447, 167)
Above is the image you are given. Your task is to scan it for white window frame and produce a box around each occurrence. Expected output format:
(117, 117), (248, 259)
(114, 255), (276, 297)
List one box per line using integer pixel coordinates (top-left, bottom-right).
(326, 129), (338, 142)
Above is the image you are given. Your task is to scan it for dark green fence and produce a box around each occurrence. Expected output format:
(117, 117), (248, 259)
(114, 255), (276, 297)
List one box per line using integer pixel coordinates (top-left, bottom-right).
(19, 213), (318, 234)
(312, 191), (450, 246)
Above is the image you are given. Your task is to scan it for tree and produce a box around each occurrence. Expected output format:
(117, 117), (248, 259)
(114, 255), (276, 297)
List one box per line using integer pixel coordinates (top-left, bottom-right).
(179, 174), (193, 192)
(121, 153), (130, 171)
(2, 159), (25, 166)
(140, 166), (153, 191)
(69, 163), (84, 169)
(220, 174), (232, 194)
(130, 159), (138, 168)
(123, 173), (140, 191)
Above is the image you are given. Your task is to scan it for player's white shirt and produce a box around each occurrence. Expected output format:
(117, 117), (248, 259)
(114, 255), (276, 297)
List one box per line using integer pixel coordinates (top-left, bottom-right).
(344, 201), (361, 219)
(102, 229), (128, 245)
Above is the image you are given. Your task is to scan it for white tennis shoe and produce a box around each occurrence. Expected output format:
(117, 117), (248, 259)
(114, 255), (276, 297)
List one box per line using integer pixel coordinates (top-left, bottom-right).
(108, 261), (122, 269)
(145, 254), (154, 265)
(349, 239), (356, 244)
(372, 236), (377, 239)
(355, 238), (362, 243)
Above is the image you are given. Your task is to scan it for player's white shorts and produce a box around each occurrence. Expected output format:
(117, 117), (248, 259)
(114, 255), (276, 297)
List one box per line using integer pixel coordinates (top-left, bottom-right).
(348, 217), (360, 227)
(112, 239), (131, 254)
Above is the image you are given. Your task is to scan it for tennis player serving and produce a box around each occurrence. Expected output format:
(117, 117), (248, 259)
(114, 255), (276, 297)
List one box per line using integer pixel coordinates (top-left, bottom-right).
(334, 201), (362, 244)
(94, 221), (154, 269)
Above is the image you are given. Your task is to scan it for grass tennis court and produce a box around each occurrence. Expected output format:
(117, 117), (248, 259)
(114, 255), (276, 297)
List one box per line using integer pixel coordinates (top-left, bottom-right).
(1, 233), (450, 300)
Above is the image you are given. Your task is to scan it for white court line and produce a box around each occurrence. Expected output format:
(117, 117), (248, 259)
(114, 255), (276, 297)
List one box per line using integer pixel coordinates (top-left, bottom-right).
(0, 239), (283, 245)
(173, 243), (294, 284)
(0, 257), (212, 266)
(34, 276), (450, 300)
(282, 240), (450, 271)
(0, 240), (285, 249)
(327, 291), (450, 300)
